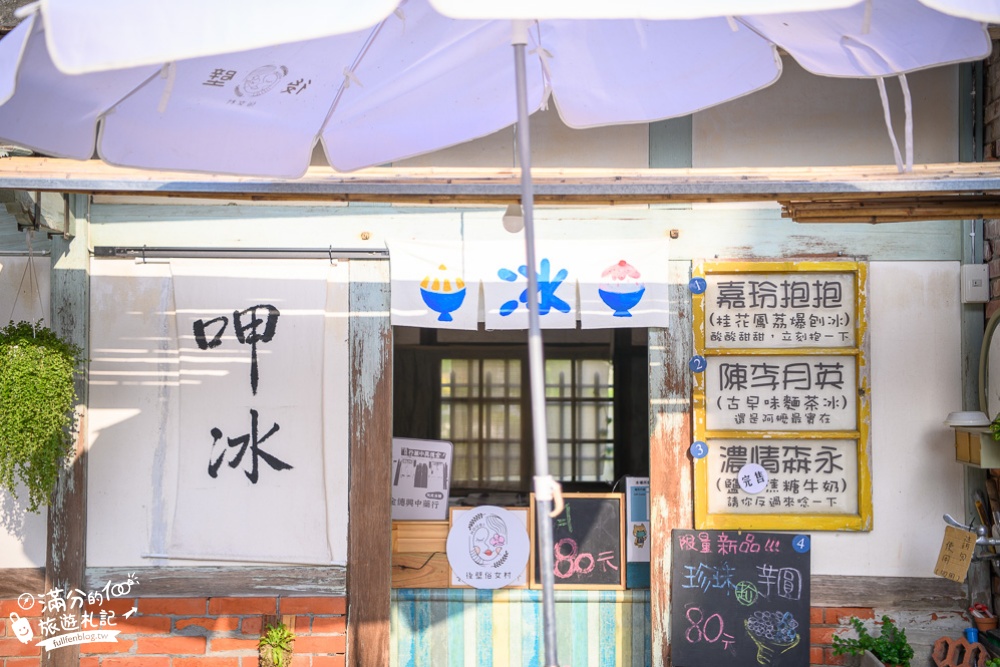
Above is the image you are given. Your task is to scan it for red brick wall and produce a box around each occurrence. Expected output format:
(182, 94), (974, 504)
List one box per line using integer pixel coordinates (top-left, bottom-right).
(0, 597), (889, 667)
(809, 605), (876, 667)
(0, 596), (347, 667)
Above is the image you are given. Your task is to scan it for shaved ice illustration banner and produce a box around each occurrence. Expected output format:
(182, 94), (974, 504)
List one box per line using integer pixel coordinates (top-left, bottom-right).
(389, 238), (669, 329)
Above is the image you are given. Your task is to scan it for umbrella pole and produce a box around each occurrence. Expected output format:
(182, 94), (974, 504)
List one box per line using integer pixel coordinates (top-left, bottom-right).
(512, 21), (560, 667)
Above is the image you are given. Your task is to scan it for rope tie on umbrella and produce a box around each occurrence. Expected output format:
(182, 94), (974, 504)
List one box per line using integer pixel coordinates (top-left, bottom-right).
(12, 2), (38, 19)
(841, 36), (914, 173)
(157, 62), (177, 114)
(321, 12), (395, 132)
(529, 44), (554, 111)
(876, 74), (912, 173)
(526, 21), (553, 111)
(342, 68), (363, 89)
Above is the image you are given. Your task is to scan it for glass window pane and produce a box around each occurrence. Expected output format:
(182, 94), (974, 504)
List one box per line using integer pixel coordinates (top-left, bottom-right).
(547, 403), (576, 440)
(486, 404), (506, 440)
(579, 459), (598, 481)
(484, 359), (510, 392)
(579, 360), (613, 398)
(450, 403), (470, 440)
(440, 404), (451, 439)
(441, 357), (523, 487)
(545, 359), (572, 383)
(542, 357), (616, 483)
(545, 360), (572, 397)
(578, 404), (599, 439)
(439, 353), (615, 486)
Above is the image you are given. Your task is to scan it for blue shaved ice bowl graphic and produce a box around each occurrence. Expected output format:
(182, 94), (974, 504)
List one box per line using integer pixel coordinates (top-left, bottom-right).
(598, 287), (645, 317)
(421, 287), (466, 322)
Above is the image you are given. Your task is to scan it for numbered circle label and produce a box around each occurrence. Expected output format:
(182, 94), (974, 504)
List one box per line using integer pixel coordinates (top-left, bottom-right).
(792, 535), (811, 553)
(689, 356), (707, 373)
(688, 278), (707, 294)
(690, 441), (708, 459)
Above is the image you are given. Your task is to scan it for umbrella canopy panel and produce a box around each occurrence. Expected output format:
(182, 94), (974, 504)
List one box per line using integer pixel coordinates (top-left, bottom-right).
(0, 0), (991, 178)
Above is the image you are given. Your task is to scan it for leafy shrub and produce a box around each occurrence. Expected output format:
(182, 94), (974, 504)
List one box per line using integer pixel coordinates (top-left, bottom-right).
(832, 615), (914, 667)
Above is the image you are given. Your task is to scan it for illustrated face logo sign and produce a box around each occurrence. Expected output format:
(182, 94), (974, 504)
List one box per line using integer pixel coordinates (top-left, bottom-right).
(469, 512), (509, 567)
(446, 506), (530, 590)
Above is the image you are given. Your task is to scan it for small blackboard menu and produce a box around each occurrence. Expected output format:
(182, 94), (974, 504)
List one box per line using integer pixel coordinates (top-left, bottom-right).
(670, 530), (810, 667)
(530, 493), (626, 590)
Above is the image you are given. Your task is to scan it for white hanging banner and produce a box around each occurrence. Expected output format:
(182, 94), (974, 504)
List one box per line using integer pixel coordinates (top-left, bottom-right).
(388, 239), (477, 329)
(472, 240), (578, 330)
(389, 237), (669, 330)
(570, 239), (669, 328)
(165, 259), (344, 564)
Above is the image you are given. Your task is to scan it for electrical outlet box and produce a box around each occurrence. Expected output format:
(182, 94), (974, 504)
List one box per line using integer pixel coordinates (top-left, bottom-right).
(962, 264), (990, 304)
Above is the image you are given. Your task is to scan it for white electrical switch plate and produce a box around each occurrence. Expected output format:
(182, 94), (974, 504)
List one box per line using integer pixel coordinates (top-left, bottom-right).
(962, 264), (990, 304)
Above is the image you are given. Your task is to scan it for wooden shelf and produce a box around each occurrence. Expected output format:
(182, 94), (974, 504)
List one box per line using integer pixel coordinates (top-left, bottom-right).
(954, 427), (1000, 468)
(391, 520), (450, 589)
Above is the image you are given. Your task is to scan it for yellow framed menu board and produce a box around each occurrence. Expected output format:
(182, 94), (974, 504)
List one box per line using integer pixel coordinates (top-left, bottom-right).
(691, 261), (872, 531)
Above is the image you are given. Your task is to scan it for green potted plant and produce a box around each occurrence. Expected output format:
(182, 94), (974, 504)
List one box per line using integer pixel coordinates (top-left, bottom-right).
(0, 320), (83, 512)
(832, 615), (914, 667)
(259, 622), (296, 667)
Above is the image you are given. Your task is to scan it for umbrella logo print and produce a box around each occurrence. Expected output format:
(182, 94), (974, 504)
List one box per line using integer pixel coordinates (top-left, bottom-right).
(234, 65), (289, 97)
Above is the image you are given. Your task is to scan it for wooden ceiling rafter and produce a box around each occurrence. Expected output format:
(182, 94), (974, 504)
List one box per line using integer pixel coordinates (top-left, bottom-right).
(1, 158), (1000, 222)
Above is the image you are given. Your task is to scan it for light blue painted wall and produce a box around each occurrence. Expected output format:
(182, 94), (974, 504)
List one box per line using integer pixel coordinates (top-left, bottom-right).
(88, 202), (962, 263)
(391, 589), (651, 667)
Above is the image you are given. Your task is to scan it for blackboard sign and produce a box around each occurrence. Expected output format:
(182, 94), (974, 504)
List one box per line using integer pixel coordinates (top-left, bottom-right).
(670, 530), (810, 667)
(530, 493), (626, 590)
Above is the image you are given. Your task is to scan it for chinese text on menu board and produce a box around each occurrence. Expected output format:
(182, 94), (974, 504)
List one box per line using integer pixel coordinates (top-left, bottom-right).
(696, 264), (867, 526)
(705, 274), (855, 348)
(670, 530), (810, 667)
(705, 356), (856, 431)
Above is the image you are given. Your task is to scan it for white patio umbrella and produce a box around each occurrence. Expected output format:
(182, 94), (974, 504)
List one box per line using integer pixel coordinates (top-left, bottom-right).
(0, 0), (991, 176)
(0, 2), (993, 664)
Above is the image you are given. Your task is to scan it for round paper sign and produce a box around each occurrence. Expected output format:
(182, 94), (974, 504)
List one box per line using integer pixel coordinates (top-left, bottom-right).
(737, 463), (769, 495)
(446, 505), (530, 590)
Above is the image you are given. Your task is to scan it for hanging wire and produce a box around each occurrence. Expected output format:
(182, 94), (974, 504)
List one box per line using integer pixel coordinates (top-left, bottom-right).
(7, 229), (45, 336)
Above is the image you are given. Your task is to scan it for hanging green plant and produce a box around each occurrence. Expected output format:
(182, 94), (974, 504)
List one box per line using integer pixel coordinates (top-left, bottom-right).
(0, 320), (83, 512)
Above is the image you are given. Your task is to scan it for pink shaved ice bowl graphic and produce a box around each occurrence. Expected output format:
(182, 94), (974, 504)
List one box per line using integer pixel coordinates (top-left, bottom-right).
(599, 260), (645, 317)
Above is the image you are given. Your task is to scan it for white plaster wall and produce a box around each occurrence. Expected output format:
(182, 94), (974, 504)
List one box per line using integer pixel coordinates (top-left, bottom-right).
(394, 56), (958, 169)
(0, 255), (50, 326)
(397, 105), (650, 168)
(0, 256), (50, 567)
(811, 261), (965, 576)
(693, 59), (959, 167)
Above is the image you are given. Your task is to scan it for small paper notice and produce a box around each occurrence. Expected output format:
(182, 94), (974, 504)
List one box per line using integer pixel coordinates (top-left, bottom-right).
(934, 525), (977, 582)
